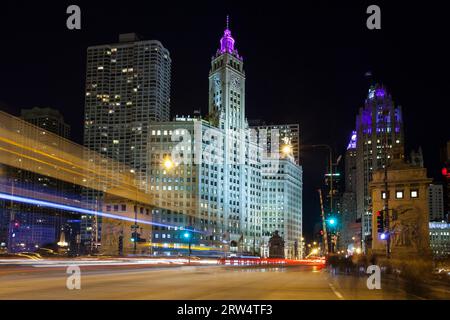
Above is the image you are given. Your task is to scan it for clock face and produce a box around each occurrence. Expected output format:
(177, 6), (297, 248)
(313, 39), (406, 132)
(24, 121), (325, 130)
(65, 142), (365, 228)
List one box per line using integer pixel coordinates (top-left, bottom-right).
(232, 77), (241, 89)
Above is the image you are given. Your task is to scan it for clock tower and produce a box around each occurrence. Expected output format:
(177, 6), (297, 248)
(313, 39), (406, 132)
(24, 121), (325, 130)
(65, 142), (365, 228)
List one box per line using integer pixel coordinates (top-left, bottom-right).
(208, 17), (246, 131)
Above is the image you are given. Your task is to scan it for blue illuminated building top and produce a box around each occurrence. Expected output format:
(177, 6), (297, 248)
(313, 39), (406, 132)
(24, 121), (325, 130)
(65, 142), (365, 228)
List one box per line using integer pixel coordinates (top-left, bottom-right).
(347, 131), (357, 150)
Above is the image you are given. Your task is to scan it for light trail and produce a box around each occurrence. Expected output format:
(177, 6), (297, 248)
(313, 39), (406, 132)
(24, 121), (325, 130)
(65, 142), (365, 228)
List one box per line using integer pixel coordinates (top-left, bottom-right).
(0, 192), (203, 234)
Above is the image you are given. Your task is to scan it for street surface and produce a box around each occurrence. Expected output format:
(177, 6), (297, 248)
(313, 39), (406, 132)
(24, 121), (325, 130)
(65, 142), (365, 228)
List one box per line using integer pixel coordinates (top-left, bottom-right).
(1, 260), (449, 299)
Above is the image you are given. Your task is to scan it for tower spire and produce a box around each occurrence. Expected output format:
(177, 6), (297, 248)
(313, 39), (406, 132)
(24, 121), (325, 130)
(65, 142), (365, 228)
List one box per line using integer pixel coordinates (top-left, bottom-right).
(219, 15), (235, 54)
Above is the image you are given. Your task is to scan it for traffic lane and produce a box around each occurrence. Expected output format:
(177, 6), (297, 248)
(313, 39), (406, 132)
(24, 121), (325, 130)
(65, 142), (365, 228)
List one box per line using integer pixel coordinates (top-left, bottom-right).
(0, 265), (343, 300)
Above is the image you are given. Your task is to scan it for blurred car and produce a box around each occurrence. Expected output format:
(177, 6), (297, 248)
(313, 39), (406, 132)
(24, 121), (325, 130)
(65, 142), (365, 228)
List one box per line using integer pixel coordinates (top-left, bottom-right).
(16, 252), (42, 260)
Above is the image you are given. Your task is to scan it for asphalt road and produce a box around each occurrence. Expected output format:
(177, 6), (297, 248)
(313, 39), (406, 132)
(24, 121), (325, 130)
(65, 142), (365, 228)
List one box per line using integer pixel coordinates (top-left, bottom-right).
(2, 264), (444, 300)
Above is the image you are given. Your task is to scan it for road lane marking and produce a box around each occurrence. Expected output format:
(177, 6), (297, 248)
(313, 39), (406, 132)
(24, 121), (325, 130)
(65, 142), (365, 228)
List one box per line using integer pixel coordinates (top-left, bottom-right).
(329, 283), (344, 300)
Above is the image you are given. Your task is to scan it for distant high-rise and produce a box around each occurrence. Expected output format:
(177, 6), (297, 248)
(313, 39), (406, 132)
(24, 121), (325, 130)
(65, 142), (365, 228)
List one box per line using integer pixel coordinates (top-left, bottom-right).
(250, 123), (300, 164)
(1, 107), (74, 252)
(355, 84), (404, 249)
(82, 33), (171, 250)
(21, 107), (70, 139)
(428, 184), (445, 221)
(339, 131), (360, 253)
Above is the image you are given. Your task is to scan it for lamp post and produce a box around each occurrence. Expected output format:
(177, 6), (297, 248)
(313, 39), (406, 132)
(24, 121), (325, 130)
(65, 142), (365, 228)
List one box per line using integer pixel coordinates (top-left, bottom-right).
(184, 230), (192, 264)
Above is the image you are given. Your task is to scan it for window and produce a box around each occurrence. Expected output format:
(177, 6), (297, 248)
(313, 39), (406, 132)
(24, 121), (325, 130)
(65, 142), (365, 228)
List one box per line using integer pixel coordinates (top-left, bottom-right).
(395, 191), (404, 199)
(381, 191), (389, 199)
(410, 190), (419, 198)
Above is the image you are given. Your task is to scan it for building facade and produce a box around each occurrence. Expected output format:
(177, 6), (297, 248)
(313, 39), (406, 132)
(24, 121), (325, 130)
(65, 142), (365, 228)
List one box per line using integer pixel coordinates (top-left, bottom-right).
(250, 123), (300, 164)
(370, 152), (432, 259)
(355, 84), (404, 250)
(429, 221), (450, 259)
(261, 158), (302, 259)
(82, 33), (171, 250)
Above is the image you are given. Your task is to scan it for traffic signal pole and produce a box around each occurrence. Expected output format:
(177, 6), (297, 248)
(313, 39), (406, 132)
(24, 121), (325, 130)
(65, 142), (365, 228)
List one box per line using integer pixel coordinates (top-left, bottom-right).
(383, 109), (391, 259)
(318, 189), (329, 256)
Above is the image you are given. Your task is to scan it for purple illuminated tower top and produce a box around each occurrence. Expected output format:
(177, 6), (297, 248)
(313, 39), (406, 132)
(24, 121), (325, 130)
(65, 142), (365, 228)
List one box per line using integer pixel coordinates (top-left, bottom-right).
(217, 16), (242, 60)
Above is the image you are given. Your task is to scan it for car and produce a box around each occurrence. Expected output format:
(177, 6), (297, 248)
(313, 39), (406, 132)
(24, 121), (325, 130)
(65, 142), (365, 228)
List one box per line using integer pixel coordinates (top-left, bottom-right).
(16, 252), (42, 260)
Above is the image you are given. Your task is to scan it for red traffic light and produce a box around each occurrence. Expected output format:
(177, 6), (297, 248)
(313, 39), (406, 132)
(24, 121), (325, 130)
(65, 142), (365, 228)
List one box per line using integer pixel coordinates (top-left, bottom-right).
(442, 167), (448, 177)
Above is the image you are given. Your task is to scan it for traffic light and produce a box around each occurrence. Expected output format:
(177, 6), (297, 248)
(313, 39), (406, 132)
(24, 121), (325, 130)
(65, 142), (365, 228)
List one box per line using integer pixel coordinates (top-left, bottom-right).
(327, 217), (337, 227)
(376, 210), (384, 234)
(442, 167), (450, 178)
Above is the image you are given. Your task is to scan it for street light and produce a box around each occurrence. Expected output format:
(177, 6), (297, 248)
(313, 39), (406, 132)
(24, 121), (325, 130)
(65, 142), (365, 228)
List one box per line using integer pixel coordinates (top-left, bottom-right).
(281, 144), (292, 156)
(163, 157), (174, 170)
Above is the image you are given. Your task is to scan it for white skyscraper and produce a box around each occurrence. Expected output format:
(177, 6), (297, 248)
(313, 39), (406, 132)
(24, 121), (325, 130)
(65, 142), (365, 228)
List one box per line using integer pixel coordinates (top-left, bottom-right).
(261, 157), (302, 259)
(148, 21), (264, 255)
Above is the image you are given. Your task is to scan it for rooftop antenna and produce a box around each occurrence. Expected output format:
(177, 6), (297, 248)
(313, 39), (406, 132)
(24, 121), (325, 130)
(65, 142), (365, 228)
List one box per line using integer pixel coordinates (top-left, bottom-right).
(226, 15), (229, 29)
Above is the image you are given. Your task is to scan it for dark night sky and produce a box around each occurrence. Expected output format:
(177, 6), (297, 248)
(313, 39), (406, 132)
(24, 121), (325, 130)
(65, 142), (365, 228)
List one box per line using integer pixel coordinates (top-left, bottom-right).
(0, 1), (449, 240)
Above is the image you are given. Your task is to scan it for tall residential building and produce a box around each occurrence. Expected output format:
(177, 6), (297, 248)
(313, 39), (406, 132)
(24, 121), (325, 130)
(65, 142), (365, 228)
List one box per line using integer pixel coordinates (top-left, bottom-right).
(249, 123), (300, 164)
(355, 84), (404, 249)
(428, 184), (445, 221)
(82, 33), (171, 250)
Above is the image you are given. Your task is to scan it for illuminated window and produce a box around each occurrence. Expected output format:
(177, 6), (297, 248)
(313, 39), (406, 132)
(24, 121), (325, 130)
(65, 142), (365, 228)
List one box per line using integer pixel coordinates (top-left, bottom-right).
(410, 190), (419, 198)
(395, 191), (404, 199)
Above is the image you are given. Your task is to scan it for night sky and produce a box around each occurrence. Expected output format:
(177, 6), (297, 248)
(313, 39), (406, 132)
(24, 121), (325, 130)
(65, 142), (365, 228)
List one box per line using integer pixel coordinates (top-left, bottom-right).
(1, 1), (449, 240)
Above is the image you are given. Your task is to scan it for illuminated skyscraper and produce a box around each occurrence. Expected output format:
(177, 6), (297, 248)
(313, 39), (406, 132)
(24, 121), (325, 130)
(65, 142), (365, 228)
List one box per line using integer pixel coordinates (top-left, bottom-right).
(261, 157), (302, 259)
(355, 84), (404, 249)
(82, 33), (171, 250)
(339, 131), (360, 253)
(149, 20), (264, 255)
